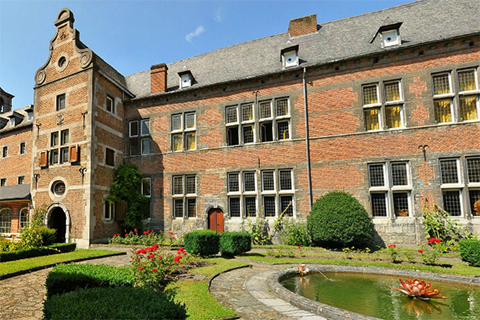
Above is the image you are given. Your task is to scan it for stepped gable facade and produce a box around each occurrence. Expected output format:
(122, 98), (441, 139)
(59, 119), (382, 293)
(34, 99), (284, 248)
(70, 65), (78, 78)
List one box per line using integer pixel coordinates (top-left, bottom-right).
(0, 0), (479, 247)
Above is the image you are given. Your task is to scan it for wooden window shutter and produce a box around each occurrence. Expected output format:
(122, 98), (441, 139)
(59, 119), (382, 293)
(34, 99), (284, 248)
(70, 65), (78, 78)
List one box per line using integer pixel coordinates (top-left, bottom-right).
(69, 144), (79, 163)
(40, 151), (48, 167)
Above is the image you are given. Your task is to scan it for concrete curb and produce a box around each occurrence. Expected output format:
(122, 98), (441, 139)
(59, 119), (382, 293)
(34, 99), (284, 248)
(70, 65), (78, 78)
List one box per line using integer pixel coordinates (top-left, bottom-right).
(0, 251), (127, 281)
(266, 264), (480, 320)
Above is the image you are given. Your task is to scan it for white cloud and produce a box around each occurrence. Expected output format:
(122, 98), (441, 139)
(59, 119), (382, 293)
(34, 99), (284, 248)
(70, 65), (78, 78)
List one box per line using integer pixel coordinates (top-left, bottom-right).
(215, 7), (222, 22)
(185, 25), (205, 42)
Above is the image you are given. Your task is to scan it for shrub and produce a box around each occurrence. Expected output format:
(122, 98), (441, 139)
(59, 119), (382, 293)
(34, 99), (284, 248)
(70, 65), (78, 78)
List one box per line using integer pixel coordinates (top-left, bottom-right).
(45, 263), (135, 298)
(307, 191), (373, 249)
(280, 219), (311, 246)
(43, 286), (187, 320)
(219, 232), (252, 256)
(20, 226), (56, 248)
(459, 239), (480, 267)
(184, 230), (219, 256)
(108, 229), (167, 246)
(49, 243), (76, 253)
(0, 247), (59, 263)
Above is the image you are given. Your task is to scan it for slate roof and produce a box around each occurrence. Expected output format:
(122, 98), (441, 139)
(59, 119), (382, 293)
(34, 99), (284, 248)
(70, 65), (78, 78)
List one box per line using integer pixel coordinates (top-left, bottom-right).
(0, 105), (34, 133)
(0, 184), (31, 201)
(125, 0), (480, 100)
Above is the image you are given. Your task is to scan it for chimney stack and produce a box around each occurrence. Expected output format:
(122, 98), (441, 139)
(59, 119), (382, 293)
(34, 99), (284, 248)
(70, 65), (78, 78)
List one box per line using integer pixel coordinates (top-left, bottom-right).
(288, 14), (317, 38)
(151, 63), (168, 94)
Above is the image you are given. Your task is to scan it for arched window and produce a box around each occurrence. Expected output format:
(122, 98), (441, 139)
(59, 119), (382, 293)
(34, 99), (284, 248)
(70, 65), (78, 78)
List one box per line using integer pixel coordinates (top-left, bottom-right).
(19, 207), (29, 230)
(0, 207), (12, 233)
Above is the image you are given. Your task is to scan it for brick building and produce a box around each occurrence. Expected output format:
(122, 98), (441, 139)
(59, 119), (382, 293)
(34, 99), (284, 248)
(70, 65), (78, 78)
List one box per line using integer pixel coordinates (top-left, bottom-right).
(1, 0), (480, 247)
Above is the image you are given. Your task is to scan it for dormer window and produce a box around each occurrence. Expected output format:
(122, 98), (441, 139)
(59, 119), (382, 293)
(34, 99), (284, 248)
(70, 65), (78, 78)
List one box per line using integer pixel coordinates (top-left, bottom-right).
(27, 111), (33, 121)
(281, 45), (299, 68)
(10, 117), (15, 127)
(381, 29), (399, 47)
(179, 71), (193, 88)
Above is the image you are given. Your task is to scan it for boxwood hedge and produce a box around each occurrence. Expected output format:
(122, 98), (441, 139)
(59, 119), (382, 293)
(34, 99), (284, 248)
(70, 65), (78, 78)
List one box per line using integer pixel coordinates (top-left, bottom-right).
(219, 232), (251, 256)
(459, 239), (480, 267)
(184, 230), (219, 256)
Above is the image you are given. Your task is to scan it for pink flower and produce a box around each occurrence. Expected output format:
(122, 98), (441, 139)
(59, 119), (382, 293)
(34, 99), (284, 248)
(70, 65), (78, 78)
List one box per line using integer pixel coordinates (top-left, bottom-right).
(418, 250), (423, 253)
(152, 268), (158, 272)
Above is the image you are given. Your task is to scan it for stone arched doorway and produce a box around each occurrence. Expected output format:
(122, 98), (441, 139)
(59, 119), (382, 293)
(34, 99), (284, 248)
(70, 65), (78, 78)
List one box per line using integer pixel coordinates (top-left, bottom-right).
(208, 208), (224, 233)
(45, 203), (70, 243)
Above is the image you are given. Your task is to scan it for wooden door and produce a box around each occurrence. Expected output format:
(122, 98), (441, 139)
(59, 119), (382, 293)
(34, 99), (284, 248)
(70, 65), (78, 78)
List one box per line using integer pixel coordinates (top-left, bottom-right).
(208, 208), (224, 233)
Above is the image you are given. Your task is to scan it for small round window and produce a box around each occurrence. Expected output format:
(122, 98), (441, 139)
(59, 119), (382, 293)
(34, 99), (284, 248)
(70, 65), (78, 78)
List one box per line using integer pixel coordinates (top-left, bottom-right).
(52, 181), (66, 196)
(58, 56), (66, 68)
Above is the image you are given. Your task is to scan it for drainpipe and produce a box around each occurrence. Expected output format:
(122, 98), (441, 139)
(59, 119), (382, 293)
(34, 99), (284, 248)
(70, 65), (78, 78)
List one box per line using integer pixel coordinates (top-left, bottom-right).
(303, 67), (313, 211)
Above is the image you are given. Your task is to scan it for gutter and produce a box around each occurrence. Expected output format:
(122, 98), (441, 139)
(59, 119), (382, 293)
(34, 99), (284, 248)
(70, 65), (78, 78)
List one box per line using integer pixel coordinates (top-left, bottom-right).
(303, 67), (313, 211)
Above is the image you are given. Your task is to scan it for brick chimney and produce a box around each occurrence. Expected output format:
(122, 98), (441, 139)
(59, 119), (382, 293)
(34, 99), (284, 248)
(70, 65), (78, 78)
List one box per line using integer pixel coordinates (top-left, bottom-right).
(288, 14), (317, 38)
(151, 63), (168, 94)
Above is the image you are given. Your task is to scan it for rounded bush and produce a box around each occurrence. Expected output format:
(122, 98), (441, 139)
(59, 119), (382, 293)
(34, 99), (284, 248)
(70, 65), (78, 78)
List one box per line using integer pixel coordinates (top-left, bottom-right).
(459, 239), (480, 267)
(184, 230), (219, 256)
(307, 191), (373, 248)
(219, 232), (252, 256)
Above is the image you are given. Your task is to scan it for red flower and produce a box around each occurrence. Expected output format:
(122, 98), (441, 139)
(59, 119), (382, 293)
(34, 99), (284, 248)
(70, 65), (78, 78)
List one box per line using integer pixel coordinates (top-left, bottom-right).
(169, 232), (174, 236)
(418, 250), (423, 253)
(298, 245), (301, 249)
(138, 267), (143, 270)
(113, 234), (116, 238)
(136, 250), (142, 254)
(125, 234), (128, 237)
(158, 256), (162, 260)
(388, 244), (396, 248)
(428, 238), (441, 245)
(152, 268), (158, 272)
(134, 228), (138, 233)
(143, 231), (147, 235)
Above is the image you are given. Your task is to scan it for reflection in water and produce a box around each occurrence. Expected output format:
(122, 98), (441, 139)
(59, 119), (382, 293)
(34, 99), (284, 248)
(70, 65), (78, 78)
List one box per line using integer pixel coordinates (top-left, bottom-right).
(281, 272), (480, 320)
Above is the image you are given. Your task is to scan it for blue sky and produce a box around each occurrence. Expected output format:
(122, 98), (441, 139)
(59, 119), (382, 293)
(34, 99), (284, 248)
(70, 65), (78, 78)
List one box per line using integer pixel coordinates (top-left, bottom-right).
(1, 0), (412, 110)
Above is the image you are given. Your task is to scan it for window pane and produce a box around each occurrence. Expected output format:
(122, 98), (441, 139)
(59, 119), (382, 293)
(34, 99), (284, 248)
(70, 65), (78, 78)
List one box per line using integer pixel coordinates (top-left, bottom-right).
(130, 139), (140, 156)
(228, 173), (239, 192)
(458, 70), (476, 92)
(260, 122), (273, 142)
(141, 120), (150, 136)
(276, 99), (289, 116)
(469, 190), (480, 216)
(364, 108), (380, 130)
(185, 112), (195, 129)
(51, 132), (59, 147)
(57, 95), (65, 111)
(173, 176), (183, 195)
(434, 99), (452, 123)
(242, 125), (254, 144)
(385, 82), (401, 102)
(280, 195), (293, 217)
(226, 106), (238, 123)
(0, 208), (12, 233)
(61, 130), (69, 145)
(106, 96), (114, 113)
(50, 149), (59, 164)
(130, 121), (138, 137)
(279, 170), (292, 190)
(443, 190), (461, 216)
(186, 133), (195, 150)
(391, 163), (408, 186)
(227, 126), (239, 146)
(467, 158), (480, 183)
(20, 209), (28, 229)
(244, 197), (256, 217)
(244, 172), (256, 192)
(371, 193), (387, 217)
(277, 120), (289, 140)
(262, 171), (274, 191)
(440, 159), (459, 184)
(172, 114), (182, 131)
(60, 148), (69, 163)
(186, 176), (196, 194)
(369, 164), (385, 187)
(393, 193), (409, 217)
(142, 178), (151, 196)
(141, 138), (150, 155)
(385, 105), (402, 128)
(363, 85), (378, 105)
(229, 198), (241, 217)
(174, 199), (184, 218)
(260, 101), (272, 118)
(104, 203), (111, 220)
(460, 96), (478, 121)
(187, 198), (196, 218)
(433, 74), (451, 95)
(242, 104), (253, 122)
(263, 196), (276, 217)
(106, 148), (115, 166)
(173, 134), (183, 151)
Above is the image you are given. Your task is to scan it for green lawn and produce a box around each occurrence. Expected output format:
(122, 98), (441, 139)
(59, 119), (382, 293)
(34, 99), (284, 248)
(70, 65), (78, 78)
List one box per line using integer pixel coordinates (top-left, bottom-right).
(0, 249), (123, 275)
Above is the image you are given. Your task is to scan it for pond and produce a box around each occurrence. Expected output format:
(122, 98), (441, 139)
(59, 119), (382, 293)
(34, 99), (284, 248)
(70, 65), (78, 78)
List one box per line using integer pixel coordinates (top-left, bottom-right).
(281, 272), (480, 320)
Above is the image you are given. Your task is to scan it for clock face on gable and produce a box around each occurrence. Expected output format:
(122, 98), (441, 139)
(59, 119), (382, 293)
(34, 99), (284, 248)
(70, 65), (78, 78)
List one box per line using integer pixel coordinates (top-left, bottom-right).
(53, 181), (66, 196)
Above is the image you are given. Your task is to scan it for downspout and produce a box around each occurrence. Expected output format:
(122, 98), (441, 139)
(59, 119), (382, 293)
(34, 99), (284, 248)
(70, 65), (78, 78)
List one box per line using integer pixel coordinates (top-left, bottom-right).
(303, 67), (313, 211)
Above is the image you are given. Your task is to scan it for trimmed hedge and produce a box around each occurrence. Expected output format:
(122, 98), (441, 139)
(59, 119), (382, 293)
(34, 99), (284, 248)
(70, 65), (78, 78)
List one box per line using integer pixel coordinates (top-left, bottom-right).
(184, 230), (220, 256)
(45, 263), (135, 298)
(49, 243), (77, 253)
(459, 239), (480, 267)
(43, 286), (187, 320)
(307, 191), (373, 249)
(0, 247), (59, 263)
(219, 232), (252, 256)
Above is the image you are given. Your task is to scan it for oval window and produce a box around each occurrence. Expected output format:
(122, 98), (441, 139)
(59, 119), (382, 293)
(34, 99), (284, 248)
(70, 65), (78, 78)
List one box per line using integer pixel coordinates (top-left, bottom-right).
(58, 56), (66, 68)
(52, 181), (66, 196)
